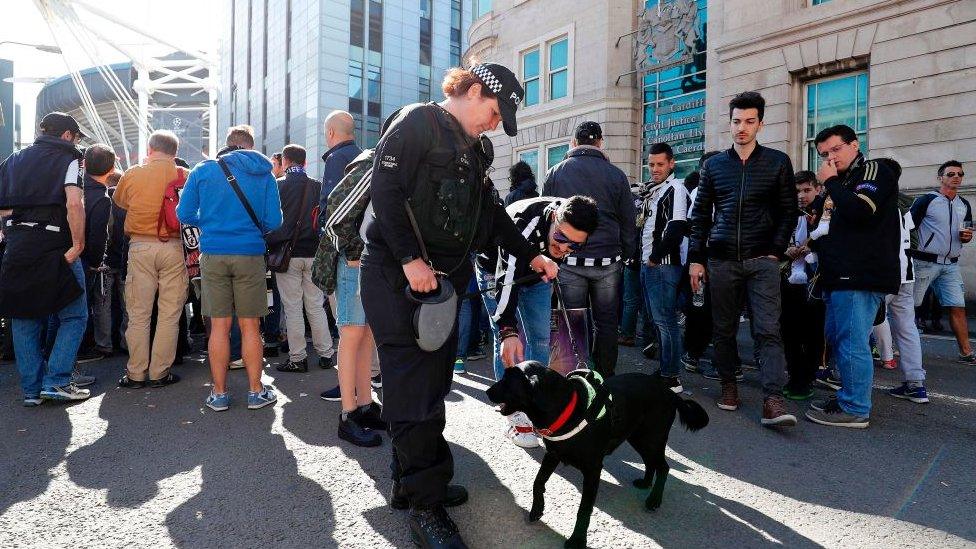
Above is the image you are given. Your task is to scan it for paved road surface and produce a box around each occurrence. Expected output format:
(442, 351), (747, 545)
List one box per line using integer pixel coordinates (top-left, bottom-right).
(1, 328), (974, 548)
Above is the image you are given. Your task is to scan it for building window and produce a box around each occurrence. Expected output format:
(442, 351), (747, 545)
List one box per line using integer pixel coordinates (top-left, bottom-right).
(812, 0), (832, 4)
(521, 49), (540, 107)
(804, 72), (868, 168)
(475, 0), (491, 18)
(546, 143), (569, 170)
(420, 0), (432, 101)
(547, 38), (568, 100)
(450, 0), (462, 67)
(517, 149), (540, 184)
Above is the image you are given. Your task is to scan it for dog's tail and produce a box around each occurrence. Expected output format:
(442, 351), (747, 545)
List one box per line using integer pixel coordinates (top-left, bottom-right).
(674, 396), (709, 432)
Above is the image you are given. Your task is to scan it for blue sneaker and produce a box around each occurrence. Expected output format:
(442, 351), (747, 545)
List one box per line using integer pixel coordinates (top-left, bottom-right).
(23, 396), (43, 407)
(248, 386), (278, 409)
(888, 382), (929, 404)
(453, 358), (466, 374)
(206, 391), (230, 412)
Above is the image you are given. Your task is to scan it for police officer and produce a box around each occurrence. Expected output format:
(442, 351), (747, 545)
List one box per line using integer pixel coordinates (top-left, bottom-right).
(0, 112), (90, 405)
(361, 63), (558, 547)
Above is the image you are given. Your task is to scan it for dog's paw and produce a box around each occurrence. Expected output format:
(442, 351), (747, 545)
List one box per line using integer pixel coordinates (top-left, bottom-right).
(526, 508), (543, 523)
(564, 536), (587, 549)
(632, 478), (651, 489)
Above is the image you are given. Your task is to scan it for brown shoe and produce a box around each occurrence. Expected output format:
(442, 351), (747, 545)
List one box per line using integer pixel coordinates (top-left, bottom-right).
(761, 395), (797, 427)
(717, 382), (740, 411)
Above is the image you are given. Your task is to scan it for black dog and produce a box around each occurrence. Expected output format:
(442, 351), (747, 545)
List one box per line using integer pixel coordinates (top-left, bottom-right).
(486, 362), (708, 548)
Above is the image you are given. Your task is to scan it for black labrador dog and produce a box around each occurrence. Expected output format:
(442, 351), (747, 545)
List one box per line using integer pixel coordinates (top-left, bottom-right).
(486, 361), (708, 548)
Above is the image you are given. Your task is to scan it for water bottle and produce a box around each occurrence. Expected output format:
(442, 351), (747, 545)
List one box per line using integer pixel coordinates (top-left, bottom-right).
(692, 281), (705, 308)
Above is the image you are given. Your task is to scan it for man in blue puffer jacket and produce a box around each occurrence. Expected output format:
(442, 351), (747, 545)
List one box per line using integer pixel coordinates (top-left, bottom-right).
(177, 124), (283, 412)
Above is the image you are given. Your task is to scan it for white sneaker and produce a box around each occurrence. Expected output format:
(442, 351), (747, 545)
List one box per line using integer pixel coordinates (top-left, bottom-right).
(506, 412), (541, 449)
(229, 359), (245, 370)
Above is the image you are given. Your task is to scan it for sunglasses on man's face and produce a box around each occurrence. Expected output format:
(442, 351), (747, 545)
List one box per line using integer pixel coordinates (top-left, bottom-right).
(553, 228), (585, 251)
(943, 171), (965, 178)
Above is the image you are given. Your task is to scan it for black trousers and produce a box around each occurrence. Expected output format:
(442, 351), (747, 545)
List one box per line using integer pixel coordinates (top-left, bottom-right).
(682, 271), (712, 359)
(360, 250), (465, 509)
(780, 282), (825, 392)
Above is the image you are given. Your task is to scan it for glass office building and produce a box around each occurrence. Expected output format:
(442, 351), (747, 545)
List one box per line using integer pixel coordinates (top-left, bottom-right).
(218, 0), (473, 175)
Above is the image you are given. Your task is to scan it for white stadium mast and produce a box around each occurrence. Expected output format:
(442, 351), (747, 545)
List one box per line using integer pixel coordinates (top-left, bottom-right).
(32, 0), (217, 163)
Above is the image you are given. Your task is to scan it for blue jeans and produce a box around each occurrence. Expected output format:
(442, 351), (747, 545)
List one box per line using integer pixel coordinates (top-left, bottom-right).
(824, 290), (884, 416)
(620, 266), (642, 338)
(477, 268), (551, 380)
(12, 260), (88, 397)
(641, 264), (684, 377)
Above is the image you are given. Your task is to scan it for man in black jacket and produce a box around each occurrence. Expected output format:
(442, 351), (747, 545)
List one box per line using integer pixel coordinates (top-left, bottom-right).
(267, 144), (336, 373)
(804, 125), (900, 429)
(81, 144), (117, 362)
(543, 121), (637, 377)
(688, 92), (797, 427)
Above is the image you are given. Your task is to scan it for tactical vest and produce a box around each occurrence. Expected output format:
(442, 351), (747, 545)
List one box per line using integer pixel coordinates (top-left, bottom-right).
(406, 108), (488, 267)
(0, 135), (82, 212)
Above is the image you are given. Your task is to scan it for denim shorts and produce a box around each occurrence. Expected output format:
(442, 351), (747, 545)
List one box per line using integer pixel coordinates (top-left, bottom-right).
(913, 260), (965, 308)
(336, 258), (366, 326)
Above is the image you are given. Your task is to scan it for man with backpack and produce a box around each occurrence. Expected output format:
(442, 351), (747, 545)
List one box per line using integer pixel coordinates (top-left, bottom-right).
(177, 125), (283, 411)
(113, 130), (188, 389)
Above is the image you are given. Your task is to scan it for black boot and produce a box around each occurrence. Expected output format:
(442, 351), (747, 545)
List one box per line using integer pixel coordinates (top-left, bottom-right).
(408, 506), (467, 549)
(391, 483), (468, 511)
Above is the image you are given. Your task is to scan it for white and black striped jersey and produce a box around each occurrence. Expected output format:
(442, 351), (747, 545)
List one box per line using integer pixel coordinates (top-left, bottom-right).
(639, 173), (690, 265)
(477, 197), (561, 331)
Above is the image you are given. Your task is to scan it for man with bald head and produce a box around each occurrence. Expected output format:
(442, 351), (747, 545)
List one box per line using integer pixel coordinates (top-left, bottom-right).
(320, 110), (361, 213)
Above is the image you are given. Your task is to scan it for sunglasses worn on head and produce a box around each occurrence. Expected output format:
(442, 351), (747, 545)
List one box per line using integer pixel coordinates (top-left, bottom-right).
(943, 171), (965, 178)
(553, 228), (585, 251)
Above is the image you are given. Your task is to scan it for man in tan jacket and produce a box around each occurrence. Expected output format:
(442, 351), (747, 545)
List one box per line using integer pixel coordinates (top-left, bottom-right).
(113, 130), (188, 388)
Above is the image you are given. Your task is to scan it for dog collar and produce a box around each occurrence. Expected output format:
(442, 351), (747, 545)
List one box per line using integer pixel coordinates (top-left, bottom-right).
(537, 372), (611, 442)
(536, 392), (578, 438)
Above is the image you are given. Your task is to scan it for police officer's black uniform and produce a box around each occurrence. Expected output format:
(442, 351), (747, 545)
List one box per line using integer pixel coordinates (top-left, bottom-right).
(360, 64), (535, 546)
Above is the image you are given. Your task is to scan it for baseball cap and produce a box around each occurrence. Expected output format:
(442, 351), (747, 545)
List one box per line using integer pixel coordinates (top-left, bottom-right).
(575, 121), (602, 142)
(39, 111), (86, 139)
(471, 63), (524, 137)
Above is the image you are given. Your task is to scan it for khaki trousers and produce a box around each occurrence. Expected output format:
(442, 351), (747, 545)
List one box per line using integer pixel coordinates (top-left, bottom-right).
(274, 257), (334, 362)
(124, 237), (188, 381)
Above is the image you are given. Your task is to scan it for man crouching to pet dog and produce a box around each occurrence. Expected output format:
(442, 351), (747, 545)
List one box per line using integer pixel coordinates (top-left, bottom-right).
(475, 195), (599, 448)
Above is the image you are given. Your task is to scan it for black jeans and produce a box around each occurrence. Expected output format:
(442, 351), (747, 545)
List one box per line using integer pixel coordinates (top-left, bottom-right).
(682, 271), (712, 360)
(558, 261), (623, 377)
(707, 257), (788, 396)
(780, 282), (825, 392)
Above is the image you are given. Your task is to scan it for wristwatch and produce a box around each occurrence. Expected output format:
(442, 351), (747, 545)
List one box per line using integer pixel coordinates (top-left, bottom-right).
(399, 255), (418, 266)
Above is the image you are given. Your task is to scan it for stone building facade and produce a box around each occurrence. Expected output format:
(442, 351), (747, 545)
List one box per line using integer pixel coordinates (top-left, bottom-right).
(465, 0), (643, 194)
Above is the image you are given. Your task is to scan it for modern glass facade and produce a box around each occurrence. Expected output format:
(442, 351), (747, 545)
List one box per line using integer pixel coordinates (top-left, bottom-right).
(640, 0), (707, 179)
(805, 73), (869, 168)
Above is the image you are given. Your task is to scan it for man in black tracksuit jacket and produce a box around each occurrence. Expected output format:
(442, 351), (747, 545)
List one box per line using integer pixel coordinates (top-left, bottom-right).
(804, 124), (900, 429)
(688, 91), (797, 427)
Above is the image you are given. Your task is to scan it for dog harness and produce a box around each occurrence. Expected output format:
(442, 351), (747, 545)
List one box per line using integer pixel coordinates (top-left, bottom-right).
(536, 369), (611, 442)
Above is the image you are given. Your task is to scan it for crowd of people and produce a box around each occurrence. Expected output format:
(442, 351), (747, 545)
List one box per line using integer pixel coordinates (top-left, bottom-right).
(0, 63), (971, 548)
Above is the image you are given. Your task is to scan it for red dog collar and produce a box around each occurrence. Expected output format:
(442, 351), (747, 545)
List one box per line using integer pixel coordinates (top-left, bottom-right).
(536, 392), (578, 437)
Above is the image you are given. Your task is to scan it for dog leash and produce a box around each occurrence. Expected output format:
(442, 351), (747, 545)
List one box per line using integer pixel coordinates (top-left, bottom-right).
(553, 281), (589, 371)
